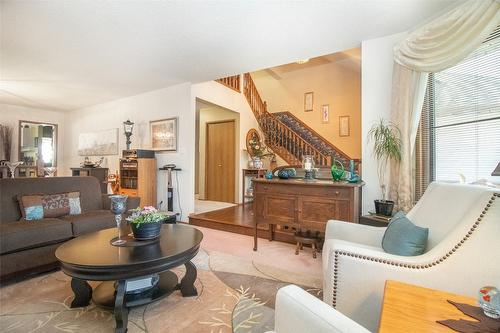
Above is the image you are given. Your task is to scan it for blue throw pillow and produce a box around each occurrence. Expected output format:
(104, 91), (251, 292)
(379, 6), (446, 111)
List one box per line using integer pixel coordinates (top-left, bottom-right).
(25, 205), (44, 220)
(382, 211), (428, 256)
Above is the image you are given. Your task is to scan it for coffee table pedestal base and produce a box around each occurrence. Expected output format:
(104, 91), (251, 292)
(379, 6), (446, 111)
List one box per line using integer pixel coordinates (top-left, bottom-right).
(92, 271), (178, 309)
(85, 264), (198, 333)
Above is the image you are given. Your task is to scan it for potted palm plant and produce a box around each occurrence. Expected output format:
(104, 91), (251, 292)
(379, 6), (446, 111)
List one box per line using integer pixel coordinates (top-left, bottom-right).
(367, 119), (402, 216)
(127, 206), (166, 240)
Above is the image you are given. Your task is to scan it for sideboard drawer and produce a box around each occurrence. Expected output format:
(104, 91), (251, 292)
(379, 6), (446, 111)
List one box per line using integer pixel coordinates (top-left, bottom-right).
(255, 182), (351, 199)
(254, 183), (292, 195)
(326, 187), (351, 200)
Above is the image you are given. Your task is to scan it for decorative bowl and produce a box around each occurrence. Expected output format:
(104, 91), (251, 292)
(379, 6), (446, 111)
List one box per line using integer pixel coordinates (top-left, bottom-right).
(478, 286), (500, 318)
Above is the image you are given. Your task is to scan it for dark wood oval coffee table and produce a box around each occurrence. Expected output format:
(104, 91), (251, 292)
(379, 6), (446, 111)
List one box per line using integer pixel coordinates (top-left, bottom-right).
(55, 224), (203, 333)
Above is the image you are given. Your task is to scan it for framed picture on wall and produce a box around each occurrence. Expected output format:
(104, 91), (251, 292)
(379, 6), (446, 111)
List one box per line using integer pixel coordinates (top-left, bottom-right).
(321, 104), (329, 123)
(78, 128), (118, 156)
(339, 116), (350, 137)
(150, 117), (178, 151)
(304, 92), (314, 112)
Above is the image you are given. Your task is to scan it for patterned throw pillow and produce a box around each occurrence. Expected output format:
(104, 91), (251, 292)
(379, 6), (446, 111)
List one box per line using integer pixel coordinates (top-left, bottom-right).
(42, 193), (70, 218)
(67, 191), (82, 215)
(18, 191), (82, 220)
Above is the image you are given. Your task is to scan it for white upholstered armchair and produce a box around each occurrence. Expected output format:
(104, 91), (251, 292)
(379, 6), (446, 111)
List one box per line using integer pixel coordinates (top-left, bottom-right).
(323, 182), (500, 332)
(270, 285), (370, 333)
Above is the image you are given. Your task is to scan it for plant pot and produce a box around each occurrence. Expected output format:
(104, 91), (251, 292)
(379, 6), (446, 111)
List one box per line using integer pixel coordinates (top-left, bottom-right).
(374, 200), (394, 217)
(130, 222), (162, 240)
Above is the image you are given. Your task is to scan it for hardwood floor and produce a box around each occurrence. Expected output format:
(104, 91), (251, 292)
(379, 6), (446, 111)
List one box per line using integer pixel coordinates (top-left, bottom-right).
(188, 203), (296, 244)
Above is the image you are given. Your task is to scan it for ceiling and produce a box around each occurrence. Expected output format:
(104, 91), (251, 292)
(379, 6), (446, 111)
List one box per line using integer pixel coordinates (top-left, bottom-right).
(261, 47), (361, 80)
(0, 0), (464, 112)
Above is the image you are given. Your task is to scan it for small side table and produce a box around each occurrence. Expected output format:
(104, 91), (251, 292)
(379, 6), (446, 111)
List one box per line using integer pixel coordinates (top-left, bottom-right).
(242, 168), (266, 204)
(359, 214), (391, 227)
(379, 280), (478, 332)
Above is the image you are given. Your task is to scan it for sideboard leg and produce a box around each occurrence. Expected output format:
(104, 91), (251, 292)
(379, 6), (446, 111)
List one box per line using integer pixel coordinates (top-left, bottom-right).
(268, 224), (274, 241)
(70, 278), (92, 308)
(114, 280), (129, 333)
(253, 224), (258, 251)
(180, 261), (198, 297)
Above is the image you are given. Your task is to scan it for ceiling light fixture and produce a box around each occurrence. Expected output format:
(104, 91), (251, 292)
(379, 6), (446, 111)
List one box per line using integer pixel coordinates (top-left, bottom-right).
(296, 59), (310, 64)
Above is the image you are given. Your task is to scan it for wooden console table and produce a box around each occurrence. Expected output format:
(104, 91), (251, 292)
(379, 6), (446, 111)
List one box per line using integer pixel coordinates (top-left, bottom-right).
(242, 168), (267, 204)
(379, 280), (478, 332)
(252, 178), (363, 250)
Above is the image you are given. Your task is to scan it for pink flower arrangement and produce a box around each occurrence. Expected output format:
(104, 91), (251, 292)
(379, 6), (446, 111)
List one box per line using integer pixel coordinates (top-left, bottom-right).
(127, 206), (165, 227)
(141, 206), (158, 215)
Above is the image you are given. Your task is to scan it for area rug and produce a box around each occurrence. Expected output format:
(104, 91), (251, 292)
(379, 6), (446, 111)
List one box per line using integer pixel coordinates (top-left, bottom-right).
(0, 248), (322, 333)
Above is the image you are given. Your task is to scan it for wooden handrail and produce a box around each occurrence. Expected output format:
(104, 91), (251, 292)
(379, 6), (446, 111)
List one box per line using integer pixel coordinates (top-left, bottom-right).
(215, 75), (241, 92)
(243, 73), (332, 166)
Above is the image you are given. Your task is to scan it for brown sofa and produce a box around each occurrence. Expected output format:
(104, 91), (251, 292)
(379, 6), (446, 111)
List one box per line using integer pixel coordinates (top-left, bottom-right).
(0, 176), (140, 282)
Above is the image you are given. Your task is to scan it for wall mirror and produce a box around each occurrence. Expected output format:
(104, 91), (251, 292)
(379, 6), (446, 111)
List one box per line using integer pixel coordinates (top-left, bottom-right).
(18, 120), (58, 176)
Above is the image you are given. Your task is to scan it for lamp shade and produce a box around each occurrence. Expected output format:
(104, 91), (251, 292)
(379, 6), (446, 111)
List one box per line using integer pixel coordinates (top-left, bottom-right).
(123, 120), (134, 134)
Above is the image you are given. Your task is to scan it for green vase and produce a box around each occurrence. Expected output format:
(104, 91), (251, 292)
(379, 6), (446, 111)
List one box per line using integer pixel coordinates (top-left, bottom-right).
(331, 160), (345, 182)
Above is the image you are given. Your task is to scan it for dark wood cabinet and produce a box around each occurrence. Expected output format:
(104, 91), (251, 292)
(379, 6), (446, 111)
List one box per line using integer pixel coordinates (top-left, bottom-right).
(71, 167), (108, 194)
(253, 178), (364, 250)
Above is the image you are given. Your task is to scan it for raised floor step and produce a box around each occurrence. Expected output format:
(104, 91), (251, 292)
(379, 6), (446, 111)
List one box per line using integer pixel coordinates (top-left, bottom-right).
(188, 203), (296, 244)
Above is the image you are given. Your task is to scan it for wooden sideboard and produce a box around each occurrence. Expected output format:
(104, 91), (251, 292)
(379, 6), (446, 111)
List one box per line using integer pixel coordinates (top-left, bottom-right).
(252, 178), (364, 250)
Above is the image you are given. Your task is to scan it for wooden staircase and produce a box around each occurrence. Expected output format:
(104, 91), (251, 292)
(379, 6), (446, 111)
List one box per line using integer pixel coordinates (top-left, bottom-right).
(215, 73), (358, 168)
(273, 111), (358, 168)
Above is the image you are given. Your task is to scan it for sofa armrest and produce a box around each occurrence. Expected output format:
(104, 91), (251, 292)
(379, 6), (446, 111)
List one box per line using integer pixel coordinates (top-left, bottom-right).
(325, 220), (386, 247)
(274, 285), (371, 333)
(101, 194), (141, 213)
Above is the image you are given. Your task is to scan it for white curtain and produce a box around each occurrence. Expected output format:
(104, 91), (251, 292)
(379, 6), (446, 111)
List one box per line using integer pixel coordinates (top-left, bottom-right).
(388, 0), (500, 212)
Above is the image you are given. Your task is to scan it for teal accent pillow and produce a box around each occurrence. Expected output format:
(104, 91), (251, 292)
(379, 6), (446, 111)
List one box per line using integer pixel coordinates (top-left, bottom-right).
(25, 205), (44, 220)
(382, 211), (428, 256)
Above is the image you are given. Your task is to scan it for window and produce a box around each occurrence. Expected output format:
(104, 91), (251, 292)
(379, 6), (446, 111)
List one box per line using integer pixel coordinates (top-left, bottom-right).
(416, 27), (500, 198)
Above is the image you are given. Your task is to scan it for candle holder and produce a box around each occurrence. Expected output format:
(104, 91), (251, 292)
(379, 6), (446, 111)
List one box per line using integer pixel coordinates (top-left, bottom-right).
(44, 167), (57, 177)
(5, 161), (23, 178)
(110, 195), (128, 245)
(302, 155), (315, 181)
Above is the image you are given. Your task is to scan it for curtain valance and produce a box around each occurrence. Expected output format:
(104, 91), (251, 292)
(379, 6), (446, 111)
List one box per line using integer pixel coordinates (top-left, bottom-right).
(394, 0), (499, 72)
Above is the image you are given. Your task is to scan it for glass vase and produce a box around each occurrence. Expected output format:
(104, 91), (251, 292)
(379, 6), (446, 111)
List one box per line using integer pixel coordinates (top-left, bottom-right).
(253, 157), (263, 169)
(110, 195), (128, 245)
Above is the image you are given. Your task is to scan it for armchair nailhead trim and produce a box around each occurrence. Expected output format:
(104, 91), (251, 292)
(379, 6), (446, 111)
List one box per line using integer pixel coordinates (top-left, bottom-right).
(331, 193), (499, 307)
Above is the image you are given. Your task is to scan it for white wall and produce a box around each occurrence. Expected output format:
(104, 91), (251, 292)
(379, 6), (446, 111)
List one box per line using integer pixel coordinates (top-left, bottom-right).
(0, 103), (66, 171)
(64, 83), (194, 221)
(191, 79), (260, 203)
(361, 32), (406, 215)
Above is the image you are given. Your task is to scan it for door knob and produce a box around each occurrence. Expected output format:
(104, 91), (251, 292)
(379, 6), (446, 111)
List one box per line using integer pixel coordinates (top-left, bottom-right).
(218, 164), (222, 167)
